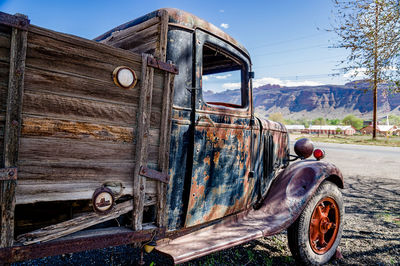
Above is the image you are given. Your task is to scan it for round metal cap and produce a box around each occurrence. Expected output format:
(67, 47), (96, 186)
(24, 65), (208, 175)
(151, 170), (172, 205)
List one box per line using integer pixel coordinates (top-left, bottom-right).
(294, 138), (314, 159)
(92, 187), (115, 214)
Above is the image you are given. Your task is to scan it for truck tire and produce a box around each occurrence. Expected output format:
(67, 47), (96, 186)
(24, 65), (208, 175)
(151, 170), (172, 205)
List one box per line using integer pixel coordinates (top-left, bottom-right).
(287, 181), (344, 265)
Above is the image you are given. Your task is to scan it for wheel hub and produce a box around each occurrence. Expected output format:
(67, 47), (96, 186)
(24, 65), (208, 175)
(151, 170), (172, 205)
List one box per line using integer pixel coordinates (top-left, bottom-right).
(309, 197), (340, 254)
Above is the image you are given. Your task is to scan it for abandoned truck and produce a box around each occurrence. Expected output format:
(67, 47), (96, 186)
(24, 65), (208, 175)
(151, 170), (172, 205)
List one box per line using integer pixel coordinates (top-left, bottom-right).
(0, 8), (344, 265)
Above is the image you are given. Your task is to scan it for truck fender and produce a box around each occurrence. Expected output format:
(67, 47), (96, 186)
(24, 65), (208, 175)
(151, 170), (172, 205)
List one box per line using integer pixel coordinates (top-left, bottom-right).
(251, 160), (343, 236)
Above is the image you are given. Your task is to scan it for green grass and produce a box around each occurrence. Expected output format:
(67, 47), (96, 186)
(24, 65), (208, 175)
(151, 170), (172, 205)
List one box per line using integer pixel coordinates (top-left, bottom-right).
(376, 212), (400, 226)
(294, 134), (400, 147)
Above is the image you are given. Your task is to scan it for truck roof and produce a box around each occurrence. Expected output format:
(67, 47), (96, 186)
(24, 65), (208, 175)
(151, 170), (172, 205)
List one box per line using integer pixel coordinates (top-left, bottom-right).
(94, 8), (251, 61)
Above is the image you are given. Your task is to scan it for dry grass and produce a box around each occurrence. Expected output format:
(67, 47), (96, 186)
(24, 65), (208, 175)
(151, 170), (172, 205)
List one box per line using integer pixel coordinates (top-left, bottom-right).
(293, 134), (400, 147)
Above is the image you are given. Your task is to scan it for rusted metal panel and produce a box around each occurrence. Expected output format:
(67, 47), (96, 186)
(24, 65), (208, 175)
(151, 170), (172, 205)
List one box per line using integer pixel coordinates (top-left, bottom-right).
(156, 160), (343, 264)
(185, 115), (253, 227)
(0, 12), (30, 31)
(0, 227), (165, 263)
(0, 167), (17, 181)
(140, 166), (170, 184)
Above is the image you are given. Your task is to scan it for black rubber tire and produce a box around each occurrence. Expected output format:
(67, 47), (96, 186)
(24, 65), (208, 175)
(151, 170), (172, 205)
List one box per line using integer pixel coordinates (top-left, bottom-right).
(287, 181), (344, 265)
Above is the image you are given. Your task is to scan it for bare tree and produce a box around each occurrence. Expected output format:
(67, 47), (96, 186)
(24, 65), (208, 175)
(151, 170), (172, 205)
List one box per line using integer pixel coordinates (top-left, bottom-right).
(331, 0), (400, 139)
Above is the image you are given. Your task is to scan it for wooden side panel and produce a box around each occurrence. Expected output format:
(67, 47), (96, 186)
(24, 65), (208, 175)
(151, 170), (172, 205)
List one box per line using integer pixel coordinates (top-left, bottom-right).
(1, 16), (28, 247)
(15, 26), (165, 205)
(99, 14), (167, 60)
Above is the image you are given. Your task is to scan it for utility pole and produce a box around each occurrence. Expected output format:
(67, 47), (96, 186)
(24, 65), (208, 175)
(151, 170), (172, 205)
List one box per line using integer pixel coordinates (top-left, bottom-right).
(372, 1), (379, 139)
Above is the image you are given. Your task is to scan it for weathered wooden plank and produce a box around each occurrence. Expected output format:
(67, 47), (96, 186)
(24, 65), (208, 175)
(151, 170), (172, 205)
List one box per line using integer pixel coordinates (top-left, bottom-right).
(1, 15), (28, 248)
(101, 16), (160, 45)
(156, 73), (175, 227)
(29, 25), (142, 64)
(158, 9), (169, 61)
(21, 116), (161, 146)
(17, 200), (133, 245)
(129, 37), (158, 55)
(110, 23), (160, 51)
(16, 172), (158, 204)
(22, 91), (139, 127)
(18, 137), (160, 163)
(0, 33), (10, 63)
(23, 66), (141, 106)
(26, 42), (141, 85)
(132, 54), (154, 231)
(19, 137), (135, 161)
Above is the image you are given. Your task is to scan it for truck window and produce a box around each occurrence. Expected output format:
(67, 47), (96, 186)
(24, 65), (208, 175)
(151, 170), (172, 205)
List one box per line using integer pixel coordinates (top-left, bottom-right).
(201, 43), (245, 108)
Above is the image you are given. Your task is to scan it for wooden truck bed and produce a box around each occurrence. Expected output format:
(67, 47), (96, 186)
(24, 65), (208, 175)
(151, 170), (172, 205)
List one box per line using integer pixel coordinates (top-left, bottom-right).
(0, 11), (176, 252)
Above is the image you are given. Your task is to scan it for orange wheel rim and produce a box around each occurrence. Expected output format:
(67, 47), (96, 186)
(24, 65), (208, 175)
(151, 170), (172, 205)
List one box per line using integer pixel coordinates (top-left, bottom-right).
(309, 197), (340, 254)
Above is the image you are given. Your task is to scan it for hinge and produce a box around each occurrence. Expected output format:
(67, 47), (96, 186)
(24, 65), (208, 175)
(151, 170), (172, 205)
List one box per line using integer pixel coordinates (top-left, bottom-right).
(250, 118), (255, 126)
(147, 57), (179, 74)
(139, 166), (170, 184)
(0, 167), (17, 181)
(249, 71), (255, 79)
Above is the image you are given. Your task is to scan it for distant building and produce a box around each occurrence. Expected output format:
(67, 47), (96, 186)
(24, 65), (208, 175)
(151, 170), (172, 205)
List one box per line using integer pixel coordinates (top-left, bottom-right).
(307, 125), (356, 136)
(360, 125), (398, 135)
(285, 125), (305, 133)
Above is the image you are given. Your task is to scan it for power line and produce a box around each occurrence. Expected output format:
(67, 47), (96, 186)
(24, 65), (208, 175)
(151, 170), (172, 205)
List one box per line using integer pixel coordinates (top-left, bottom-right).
(249, 32), (329, 49)
(255, 56), (338, 69)
(252, 44), (330, 57)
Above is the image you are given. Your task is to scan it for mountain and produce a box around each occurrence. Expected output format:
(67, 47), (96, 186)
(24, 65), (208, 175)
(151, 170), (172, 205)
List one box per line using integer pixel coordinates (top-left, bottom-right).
(205, 81), (400, 120)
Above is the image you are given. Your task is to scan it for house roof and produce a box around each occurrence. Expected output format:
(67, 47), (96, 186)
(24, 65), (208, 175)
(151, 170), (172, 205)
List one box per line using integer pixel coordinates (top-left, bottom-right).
(285, 125), (305, 130)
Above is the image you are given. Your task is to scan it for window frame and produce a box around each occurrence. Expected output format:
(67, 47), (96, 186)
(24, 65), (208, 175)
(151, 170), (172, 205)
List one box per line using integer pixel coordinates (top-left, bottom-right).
(195, 30), (251, 111)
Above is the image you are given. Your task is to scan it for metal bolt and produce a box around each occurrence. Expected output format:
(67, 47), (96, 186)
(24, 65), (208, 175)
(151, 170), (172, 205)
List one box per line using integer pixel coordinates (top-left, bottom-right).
(140, 185), (144, 191)
(8, 171), (14, 177)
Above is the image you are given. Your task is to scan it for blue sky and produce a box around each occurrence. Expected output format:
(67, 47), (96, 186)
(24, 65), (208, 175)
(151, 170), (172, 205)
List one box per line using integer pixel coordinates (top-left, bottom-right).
(1, 0), (351, 88)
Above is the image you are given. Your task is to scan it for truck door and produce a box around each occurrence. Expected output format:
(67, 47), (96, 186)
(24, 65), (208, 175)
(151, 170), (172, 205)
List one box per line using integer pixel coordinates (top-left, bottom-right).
(184, 30), (254, 227)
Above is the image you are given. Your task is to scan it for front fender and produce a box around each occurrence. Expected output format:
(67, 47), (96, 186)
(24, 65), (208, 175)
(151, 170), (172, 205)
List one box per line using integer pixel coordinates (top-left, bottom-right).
(246, 160), (343, 236)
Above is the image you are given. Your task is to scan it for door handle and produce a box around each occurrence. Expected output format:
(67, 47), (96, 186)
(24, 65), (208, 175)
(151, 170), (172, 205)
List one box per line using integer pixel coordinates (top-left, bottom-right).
(196, 115), (216, 127)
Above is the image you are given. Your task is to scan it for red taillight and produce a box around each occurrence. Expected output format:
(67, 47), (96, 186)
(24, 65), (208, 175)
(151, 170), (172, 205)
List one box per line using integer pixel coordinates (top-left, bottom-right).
(313, 149), (325, 160)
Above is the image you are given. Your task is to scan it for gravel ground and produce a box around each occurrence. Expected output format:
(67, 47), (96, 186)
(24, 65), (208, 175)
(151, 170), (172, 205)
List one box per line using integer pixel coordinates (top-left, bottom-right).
(15, 174), (400, 265)
(182, 175), (400, 265)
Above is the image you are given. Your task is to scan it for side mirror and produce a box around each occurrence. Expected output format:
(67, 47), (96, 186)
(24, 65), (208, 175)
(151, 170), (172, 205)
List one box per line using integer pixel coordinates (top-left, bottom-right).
(294, 138), (314, 159)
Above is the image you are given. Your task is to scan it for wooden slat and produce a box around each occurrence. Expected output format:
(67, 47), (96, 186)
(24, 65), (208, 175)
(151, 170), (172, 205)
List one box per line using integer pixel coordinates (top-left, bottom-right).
(158, 9), (169, 61)
(17, 200), (133, 245)
(21, 117), (136, 143)
(109, 23), (160, 51)
(28, 25), (142, 64)
(0, 33), (10, 63)
(156, 73), (175, 227)
(20, 116), (161, 145)
(23, 66), (141, 106)
(22, 91), (139, 127)
(129, 38), (158, 56)
(101, 16), (160, 45)
(132, 54), (154, 231)
(1, 15), (28, 248)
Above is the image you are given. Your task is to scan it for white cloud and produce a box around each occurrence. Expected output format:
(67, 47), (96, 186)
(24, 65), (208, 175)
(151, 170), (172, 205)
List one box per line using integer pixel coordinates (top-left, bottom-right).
(222, 82), (241, 90)
(214, 73), (232, 79)
(202, 75), (209, 81)
(220, 23), (229, 29)
(343, 68), (367, 78)
(219, 9), (225, 13)
(252, 77), (324, 88)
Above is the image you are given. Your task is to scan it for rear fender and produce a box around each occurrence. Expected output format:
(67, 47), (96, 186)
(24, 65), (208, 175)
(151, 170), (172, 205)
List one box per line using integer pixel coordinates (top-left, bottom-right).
(251, 160), (343, 236)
